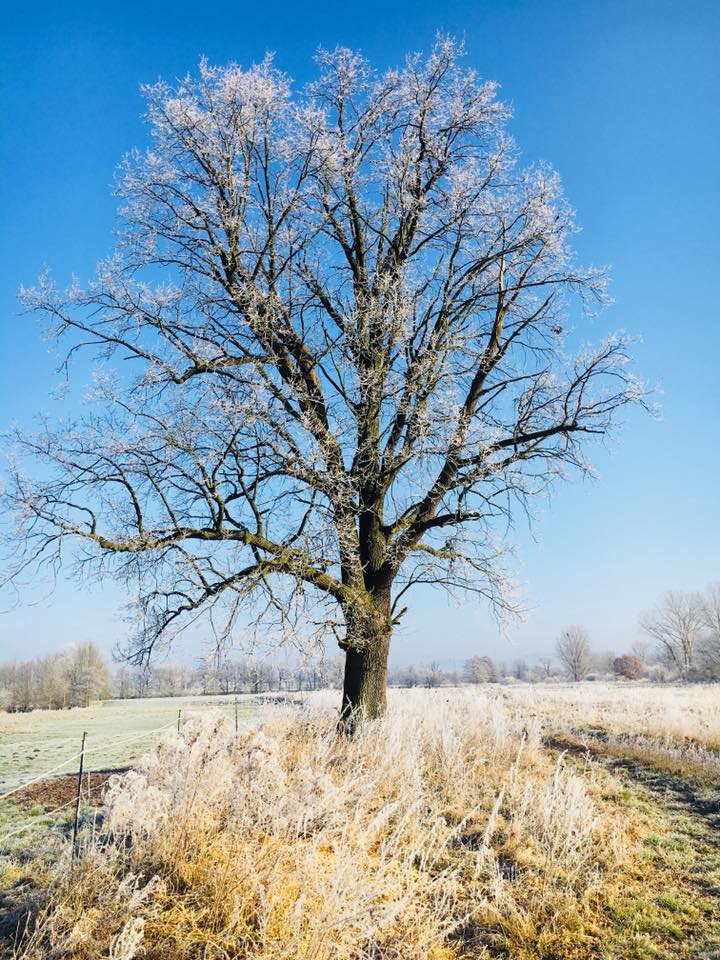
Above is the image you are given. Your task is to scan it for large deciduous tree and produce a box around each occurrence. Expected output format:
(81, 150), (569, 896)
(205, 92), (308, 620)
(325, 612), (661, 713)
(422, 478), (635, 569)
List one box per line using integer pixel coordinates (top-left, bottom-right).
(2, 41), (643, 722)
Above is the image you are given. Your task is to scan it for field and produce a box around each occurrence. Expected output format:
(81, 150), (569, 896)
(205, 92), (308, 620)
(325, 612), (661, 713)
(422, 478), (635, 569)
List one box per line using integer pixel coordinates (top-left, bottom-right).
(1, 684), (719, 959)
(0, 693), (262, 794)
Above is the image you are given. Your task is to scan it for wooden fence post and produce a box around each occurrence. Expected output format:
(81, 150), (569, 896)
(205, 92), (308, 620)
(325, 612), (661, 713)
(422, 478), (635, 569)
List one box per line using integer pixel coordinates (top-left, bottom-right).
(72, 731), (87, 859)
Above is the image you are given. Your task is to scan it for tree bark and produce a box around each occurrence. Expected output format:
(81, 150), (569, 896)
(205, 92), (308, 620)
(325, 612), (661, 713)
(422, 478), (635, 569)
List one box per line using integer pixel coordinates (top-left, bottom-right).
(341, 631), (390, 723)
(339, 595), (391, 730)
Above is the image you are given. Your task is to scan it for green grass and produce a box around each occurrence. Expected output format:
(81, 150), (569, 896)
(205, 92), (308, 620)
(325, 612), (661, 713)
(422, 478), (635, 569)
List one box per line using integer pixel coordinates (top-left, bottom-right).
(0, 693), (261, 794)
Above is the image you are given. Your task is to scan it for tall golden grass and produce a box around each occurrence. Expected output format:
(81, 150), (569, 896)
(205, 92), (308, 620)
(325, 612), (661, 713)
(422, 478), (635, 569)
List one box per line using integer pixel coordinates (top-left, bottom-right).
(12, 690), (633, 959)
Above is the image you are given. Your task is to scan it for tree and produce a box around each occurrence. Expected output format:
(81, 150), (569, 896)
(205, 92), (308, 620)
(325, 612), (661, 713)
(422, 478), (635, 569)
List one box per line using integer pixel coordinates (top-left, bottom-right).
(612, 654), (644, 680)
(463, 655), (497, 684)
(425, 661), (444, 688)
(2, 41), (642, 724)
(115, 666), (134, 699)
(696, 583), (720, 679)
(401, 664), (419, 688)
(537, 656), (554, 679)
(512, 658), (529, 681)
(640, 591), (704, 677)
(556, 626), (592, 681)
(595, 649), (617, 676)
(0, 644), (111, 711)
(65, 642), (111, 707)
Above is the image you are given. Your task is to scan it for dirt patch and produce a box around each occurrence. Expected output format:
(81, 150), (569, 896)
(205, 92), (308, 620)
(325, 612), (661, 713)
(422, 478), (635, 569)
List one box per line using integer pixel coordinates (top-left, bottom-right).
(9, 768), (128, 811)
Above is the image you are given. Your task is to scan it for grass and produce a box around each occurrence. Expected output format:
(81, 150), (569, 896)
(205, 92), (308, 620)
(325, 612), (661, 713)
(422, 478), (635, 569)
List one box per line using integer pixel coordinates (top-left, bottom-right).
(499, 682), (720, 749)
(0, 693), (261, 794)
(2, 684), (719, 958)
(497, 682), (720, 780)
(4, 690), (639, 959)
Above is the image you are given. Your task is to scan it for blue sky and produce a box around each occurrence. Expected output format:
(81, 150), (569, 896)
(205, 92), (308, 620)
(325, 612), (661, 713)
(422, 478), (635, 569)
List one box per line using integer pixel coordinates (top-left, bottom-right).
(0, 0), (718, 666)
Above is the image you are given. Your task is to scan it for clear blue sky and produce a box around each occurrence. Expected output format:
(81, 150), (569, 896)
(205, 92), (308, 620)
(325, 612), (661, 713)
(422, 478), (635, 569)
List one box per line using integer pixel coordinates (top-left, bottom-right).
(1, 0), (718, 666)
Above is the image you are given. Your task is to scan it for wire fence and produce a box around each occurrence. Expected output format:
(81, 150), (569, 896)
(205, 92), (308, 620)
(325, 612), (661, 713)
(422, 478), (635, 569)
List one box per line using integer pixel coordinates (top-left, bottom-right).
(0, 696), (263, 850)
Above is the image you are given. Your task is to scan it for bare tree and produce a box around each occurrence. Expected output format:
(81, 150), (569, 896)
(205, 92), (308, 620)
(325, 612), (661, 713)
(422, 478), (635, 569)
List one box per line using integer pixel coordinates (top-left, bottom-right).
(1, 41), (643, 723)
(537, 656), (554, 679)
(697, 583), (720, 679)
(512, 658), (529, 680)
(463, 655), (497, 684)
(640, 591), (704, 677)
(556, 626), (592, 681)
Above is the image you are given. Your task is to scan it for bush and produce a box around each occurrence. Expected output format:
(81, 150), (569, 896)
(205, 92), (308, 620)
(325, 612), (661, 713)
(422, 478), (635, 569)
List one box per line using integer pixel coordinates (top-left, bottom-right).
(613, 655), (644, 680)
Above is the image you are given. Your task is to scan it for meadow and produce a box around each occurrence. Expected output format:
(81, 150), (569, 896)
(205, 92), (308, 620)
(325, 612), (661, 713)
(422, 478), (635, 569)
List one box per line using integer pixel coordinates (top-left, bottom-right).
(0, 693), (262, 794)
(1, 684), (719, 960)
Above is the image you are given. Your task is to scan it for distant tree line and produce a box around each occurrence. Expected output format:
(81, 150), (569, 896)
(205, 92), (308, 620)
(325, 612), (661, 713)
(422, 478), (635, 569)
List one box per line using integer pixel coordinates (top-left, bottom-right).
(114, 654), (349, 699)
(548, 582), (720, 683)
(3, 582), (718, 710)
(0, 642), (111, 711)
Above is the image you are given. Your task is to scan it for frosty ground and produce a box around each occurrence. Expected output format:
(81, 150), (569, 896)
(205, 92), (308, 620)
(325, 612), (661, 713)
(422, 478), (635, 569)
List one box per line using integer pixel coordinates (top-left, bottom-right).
(1, 684), (719, 959)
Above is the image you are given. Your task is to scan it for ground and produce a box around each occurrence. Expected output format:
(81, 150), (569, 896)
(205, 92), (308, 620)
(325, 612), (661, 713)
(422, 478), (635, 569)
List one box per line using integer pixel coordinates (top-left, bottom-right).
(0, 684), (718, 959)
(0, 692), (261, 795)
(545, 733), (720, 958)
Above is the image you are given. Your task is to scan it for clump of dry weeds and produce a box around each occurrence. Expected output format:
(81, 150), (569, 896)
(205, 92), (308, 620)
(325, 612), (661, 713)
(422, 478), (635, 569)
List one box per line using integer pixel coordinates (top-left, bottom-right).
(12, 690), (632, 959)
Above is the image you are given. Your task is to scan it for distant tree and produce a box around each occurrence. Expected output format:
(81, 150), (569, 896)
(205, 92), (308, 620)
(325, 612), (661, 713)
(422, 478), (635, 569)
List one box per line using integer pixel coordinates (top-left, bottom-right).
(594, 650), (617, 675)
(32, 650), (70, 709)
(132, 667), (151, 698)
(612, 654), (644, 680)
(512, 658), (529, 681)
(697, 583), (720, 679)
(556, 626), (592, 682)
(402, 664), (419, 688)
(640, 591), (704, 676)
(65, 643), (111, 707)
(425, 662), (444, 688)
(115, 666), (134, 699)
(463, 655), (498, 684)
(2, 41), (643, 725)
(151, 662), (190, 697)
(631, 638), (656, 664)
(537, 656), (554, 679)
(8, 662), (34, 711)
(324, 655), (345, 689)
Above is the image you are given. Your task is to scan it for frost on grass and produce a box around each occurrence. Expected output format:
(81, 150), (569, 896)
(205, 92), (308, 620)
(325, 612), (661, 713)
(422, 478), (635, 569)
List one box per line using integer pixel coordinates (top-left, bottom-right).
(14, 691), (629, 959)
(500, 682), (720, 780)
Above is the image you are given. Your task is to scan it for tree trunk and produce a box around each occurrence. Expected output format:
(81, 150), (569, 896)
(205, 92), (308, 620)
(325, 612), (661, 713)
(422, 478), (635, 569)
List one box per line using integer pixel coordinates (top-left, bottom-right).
(339, 591), (392, 732)
(340, 629), (390, 728)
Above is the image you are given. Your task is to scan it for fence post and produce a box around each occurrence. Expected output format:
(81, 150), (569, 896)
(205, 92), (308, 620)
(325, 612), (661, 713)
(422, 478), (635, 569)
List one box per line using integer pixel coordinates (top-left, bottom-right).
(72, 731), (87, 860)
(177, 709), (182, 734)
(234, 696), (239, 737)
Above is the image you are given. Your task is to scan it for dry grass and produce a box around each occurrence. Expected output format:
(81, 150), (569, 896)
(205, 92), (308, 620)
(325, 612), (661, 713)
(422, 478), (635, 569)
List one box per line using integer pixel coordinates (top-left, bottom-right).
(9, 689), (634, 960)
(497, 683), (720, 780)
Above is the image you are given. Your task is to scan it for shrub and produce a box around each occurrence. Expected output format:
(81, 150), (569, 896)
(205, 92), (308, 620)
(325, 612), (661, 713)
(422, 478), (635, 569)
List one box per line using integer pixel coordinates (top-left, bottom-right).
(613, 655), (644, 680)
